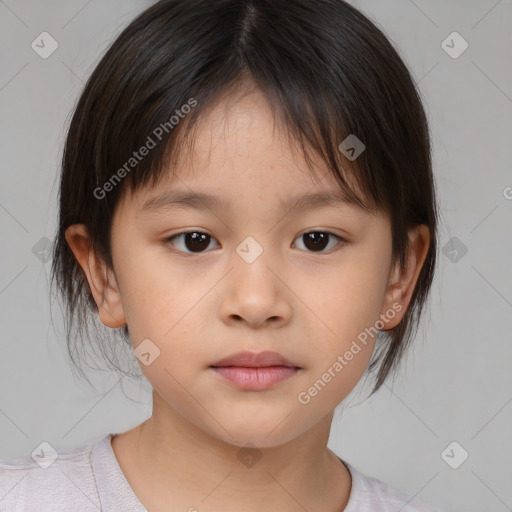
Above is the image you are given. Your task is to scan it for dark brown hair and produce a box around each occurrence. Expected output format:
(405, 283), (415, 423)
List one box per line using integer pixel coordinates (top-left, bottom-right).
(50, 0), (438, 394)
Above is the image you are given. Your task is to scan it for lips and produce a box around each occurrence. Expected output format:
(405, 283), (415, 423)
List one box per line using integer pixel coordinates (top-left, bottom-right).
(209, 351), (301, 391)
(210, 350), (299, 368)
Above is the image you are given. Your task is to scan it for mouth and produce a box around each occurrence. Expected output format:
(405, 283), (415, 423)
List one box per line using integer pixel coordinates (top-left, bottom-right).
(209, 350), (301, 391)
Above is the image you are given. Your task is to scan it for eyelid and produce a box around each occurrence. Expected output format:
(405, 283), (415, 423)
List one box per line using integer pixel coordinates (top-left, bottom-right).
(293, 230), (346, 252)
(164, 229), (347, 255)
(164, 230), (220, 255)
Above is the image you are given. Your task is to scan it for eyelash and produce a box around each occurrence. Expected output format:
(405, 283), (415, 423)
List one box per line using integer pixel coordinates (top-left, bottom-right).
(163, 230), (346, 255)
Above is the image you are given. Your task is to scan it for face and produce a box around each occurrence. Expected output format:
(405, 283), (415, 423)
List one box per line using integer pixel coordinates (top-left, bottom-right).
(69, 87), (418, 448)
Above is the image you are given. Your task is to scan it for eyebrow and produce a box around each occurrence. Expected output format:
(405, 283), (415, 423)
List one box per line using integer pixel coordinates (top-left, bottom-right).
(139, 189), (365, 216)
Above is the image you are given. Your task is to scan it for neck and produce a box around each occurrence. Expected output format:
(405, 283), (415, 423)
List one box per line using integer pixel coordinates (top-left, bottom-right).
(111, 391), (352, 512)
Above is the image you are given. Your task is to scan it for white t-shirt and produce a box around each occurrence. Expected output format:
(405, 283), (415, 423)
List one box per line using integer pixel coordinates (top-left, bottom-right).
(0, 433), (442, 511)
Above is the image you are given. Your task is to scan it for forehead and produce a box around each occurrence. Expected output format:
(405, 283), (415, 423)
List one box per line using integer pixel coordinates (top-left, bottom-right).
(122, 88), (373, 219)
(178, 88), (312, 174)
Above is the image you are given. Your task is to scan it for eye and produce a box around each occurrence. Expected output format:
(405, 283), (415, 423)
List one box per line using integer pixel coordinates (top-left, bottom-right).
(165, 231), (220, 254)
(164, 230), (345, 255)
(293, 231), (345, 253)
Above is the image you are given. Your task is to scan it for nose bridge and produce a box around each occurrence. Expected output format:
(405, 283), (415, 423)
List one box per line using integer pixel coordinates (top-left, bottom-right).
(232, 233), (278, 294)
(235, 234), (267, 267)
(220, 233), (291, 327)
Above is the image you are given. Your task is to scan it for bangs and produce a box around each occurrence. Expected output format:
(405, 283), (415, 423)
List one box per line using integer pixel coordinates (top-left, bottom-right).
(117, 76), (379, 218)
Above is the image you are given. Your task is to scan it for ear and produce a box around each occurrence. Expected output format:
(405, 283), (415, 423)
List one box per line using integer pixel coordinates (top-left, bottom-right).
(379, 224), (430, 331)
(64, 224), (126, 329)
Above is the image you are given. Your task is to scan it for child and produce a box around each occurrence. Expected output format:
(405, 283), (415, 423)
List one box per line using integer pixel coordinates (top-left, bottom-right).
(0, 0), (442, 510)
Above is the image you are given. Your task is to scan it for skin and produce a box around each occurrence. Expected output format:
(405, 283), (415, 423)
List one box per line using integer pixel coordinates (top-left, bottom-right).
(65, 85), (430, 512)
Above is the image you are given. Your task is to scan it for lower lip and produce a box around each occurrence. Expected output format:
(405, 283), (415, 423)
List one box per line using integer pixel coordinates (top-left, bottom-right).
(210, 366), (299, 390)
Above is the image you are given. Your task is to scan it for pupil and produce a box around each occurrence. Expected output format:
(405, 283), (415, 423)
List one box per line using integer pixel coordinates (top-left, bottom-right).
(303, 232), (328, 251)
(185, 232), (210, 252)
(182, 232), (330, 253)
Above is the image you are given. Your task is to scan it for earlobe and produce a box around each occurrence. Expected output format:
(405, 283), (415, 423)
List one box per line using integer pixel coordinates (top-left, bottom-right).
(64, 224), (126, 329)
(379, 224), (430, 331)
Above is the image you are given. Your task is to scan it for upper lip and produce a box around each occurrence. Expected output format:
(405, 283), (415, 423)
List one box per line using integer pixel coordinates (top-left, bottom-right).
(210, 351), (300, 368)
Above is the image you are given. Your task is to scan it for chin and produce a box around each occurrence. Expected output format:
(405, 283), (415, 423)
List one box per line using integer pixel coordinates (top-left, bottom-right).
(205, 416), (311, 450)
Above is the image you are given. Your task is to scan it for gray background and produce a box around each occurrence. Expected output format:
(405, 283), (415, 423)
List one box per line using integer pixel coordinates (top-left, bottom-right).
(1, 1), (511, 511)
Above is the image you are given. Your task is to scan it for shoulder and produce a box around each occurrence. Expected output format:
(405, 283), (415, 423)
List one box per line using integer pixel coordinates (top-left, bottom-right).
(0, 436), (105, 511)
(344, 462), (443, 512)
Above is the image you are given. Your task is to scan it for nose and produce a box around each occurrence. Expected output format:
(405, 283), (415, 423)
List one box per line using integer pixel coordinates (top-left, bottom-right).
(219, 247), (293, 330)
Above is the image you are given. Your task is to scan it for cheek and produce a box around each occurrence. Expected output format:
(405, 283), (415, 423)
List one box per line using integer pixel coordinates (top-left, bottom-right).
(114, 244), (195, 336)
(117, 258), (219, 389)
(304, 254), (387, 343)
(296, 253), (388, 395)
